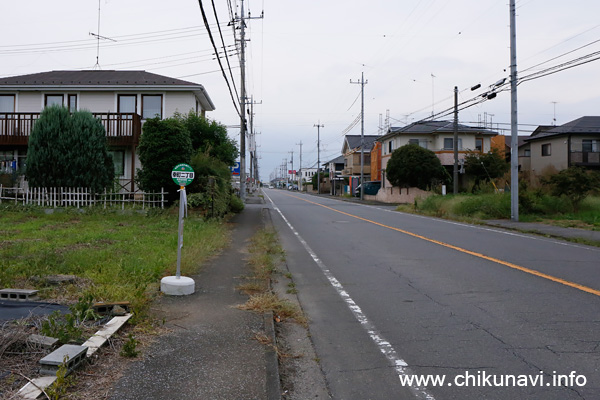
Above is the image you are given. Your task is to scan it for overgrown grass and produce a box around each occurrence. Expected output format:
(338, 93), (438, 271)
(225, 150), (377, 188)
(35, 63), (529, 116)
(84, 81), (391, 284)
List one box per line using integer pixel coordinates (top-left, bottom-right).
(409, 193), (600, 230)
(237, 228), (305, 325)
(0, 207), (229, 317)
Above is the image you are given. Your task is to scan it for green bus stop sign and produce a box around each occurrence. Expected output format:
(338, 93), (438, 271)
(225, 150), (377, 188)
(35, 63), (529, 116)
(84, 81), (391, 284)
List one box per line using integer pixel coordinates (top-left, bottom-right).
(171, 163), (195, 187)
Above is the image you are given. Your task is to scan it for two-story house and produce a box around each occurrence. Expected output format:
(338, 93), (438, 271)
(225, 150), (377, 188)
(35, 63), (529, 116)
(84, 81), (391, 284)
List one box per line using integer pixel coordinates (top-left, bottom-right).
(377, 121), (497, 188)
(519, 116), (600, 178)
(0, 70), (215, 191)
(341, 134), (379, 192)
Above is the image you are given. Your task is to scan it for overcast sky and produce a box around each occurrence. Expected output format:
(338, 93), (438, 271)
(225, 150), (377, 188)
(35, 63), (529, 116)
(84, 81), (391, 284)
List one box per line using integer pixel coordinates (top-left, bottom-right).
(2, 0), (599, 181)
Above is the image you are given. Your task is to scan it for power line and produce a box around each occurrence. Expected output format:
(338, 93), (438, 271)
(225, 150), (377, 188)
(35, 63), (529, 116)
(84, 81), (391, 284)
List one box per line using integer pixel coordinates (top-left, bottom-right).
(197, 0), (241, 118)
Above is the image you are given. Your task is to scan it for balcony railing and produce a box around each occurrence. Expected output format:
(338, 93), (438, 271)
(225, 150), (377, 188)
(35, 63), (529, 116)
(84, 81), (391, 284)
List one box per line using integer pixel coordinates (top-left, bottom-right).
(0, 112), (141, 147)
(571, 151), (600, 165)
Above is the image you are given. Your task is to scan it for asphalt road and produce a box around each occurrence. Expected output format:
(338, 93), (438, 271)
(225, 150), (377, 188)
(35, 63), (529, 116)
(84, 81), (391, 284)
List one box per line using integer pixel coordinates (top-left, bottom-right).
(263, 189), (600, 400)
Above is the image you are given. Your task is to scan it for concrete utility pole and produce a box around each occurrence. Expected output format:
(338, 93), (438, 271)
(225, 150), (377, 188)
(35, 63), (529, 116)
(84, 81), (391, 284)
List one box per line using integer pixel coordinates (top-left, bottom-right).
(297, 141), (303, 191)
(234, 0), (262, 201)
(238, 0), (248, 202)
(314, 122), (324, 194)
(284, 158), (288, 187)
(289, 150), (294, 187)
(453, 86), (459, 195)
(351, 72), (368, 200)
(509, 0), (519, 221)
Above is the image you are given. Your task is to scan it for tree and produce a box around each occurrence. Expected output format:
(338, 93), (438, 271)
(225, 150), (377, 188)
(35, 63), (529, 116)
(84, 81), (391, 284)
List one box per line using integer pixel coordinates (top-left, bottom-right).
(176, 112), (238, 166)
(186, 151), (233, 217)
(542, 167), (599, 210)
(26, 105), (114, 192)
(136, 117), (192, 201)
(386, 144), (449, 190)
(463, 148), (509, 190)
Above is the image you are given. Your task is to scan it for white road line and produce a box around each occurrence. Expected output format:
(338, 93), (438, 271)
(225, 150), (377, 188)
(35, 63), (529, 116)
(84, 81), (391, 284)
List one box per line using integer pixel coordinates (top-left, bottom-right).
(264, 191), (435, 400)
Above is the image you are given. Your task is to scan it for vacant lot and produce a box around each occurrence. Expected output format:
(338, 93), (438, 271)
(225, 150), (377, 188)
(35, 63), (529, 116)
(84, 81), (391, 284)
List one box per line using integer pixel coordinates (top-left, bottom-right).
(0, 207), (230, 313)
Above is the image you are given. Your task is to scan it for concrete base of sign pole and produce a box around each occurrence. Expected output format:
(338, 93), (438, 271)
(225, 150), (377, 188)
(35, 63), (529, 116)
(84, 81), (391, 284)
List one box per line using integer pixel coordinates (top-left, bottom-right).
(161, 276), (195, 296)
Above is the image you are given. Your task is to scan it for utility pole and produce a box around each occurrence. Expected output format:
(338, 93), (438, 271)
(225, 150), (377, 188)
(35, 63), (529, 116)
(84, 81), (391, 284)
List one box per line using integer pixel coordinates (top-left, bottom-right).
(233, 0), (262, 202)
(351, 72), (368, 200)
(453, 86), (459, 195)
(509, 0), (519, 221)
(284, 158), (288, 187)
(289, 150), (294, 187)
(314, 122), (324, 194)
(297, 141), (303, 191)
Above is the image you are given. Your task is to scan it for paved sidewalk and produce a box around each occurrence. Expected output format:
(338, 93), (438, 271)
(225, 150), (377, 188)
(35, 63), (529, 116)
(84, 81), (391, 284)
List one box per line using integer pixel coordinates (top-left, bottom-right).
(484, 219), (600, 244)
(110, 201), (278, 400)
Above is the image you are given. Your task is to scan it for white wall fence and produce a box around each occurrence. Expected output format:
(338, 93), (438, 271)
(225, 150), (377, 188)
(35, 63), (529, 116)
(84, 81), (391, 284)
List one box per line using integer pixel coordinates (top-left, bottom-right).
(0, 186), (166, 209)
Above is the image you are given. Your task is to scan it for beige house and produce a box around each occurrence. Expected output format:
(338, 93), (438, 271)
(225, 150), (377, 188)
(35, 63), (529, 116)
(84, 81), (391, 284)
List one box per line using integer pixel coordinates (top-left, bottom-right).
(341, 135), (380, 193)
(519, 116), (600, 177)
(0, 70), (215, 191)
(378, 121), (497, 187)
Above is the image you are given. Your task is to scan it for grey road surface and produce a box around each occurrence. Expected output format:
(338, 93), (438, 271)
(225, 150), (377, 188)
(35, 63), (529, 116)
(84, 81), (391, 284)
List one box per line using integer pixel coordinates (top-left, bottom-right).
(264, 189), (600, 400)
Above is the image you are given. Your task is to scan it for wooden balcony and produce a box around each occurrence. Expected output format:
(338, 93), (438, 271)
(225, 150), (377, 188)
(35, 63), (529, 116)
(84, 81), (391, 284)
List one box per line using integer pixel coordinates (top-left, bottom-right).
(0, 112), (141, 147)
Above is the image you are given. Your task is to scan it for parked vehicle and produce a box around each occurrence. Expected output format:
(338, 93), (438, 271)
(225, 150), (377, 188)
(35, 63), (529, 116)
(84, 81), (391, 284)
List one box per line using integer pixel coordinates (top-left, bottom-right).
(354, 181), (381, 196)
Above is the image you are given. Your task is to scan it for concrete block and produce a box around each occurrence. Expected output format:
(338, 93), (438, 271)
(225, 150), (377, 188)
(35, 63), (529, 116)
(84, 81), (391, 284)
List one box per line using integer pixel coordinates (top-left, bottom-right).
(83, 313), (132, 357)
(39, 344), (87, 376)
(0, 288), (39, 301)
(27, 334), (59, 349)
(17, 376), (57, 399)
(161, 276), (195, 296)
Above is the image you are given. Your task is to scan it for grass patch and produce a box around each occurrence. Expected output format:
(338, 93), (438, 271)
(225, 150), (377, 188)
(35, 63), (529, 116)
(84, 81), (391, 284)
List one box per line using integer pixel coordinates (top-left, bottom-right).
(239, 292), (306, 325)
(0, 208), (229, 319)
(237, 228), (305, 325)
(409, 193), (600, 230)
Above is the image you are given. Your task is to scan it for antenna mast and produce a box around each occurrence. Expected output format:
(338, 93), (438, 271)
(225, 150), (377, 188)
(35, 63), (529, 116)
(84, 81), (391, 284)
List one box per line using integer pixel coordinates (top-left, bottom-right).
(90, 0), (116, 69)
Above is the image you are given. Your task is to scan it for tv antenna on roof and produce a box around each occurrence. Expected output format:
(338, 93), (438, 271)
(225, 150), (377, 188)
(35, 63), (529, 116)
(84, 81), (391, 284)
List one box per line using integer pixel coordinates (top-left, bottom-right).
(90, 0), (116, 70)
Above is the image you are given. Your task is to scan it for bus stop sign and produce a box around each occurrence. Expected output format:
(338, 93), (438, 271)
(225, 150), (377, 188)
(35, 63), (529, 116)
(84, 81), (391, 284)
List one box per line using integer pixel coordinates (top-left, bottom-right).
(171, 163), (195, 187)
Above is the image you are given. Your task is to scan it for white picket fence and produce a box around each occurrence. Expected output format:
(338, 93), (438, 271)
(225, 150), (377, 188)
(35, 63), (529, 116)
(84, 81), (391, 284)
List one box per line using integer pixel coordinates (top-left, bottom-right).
(0, 185), (166, 209)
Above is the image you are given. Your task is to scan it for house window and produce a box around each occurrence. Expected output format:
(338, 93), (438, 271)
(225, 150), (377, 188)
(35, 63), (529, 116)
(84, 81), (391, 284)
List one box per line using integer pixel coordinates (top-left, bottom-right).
(68, 94), (77, 112)
(0, 94), (15, 116)
(109, 150), (125, 176)
(582, 139), (598, 153)
(524, 149), (531, 157)
(118, 95), (137, 114)
(475, 138), (483, 152)
(45, 94), (64, 107)
(409, 138), (428, 149)
(444, 138), (462, 150)
(541, 143), (551, 157)
(388, 140), (393, 154)
(142, 95), (162, 119)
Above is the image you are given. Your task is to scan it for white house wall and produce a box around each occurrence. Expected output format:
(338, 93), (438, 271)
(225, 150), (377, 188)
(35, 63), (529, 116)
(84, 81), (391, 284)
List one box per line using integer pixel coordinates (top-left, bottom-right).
(165, 92), (197, 117)
(79, 92), (115, 112)
(15, 92), (40, 112)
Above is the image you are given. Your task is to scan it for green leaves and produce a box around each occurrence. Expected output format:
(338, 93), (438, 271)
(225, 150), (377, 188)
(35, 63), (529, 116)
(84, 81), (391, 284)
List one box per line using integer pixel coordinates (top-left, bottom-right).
(386, 144), (449, 190)
(26, 106), (114, 191)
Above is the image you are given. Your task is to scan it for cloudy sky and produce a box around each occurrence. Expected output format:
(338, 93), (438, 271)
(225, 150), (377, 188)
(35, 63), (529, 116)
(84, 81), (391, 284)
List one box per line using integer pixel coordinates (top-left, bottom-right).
(2, 0), (599, 181)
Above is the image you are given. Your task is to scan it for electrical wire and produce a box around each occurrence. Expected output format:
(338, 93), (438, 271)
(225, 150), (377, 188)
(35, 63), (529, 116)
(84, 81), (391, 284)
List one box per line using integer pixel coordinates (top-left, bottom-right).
(197, 0), (241, 118)
(211, 0), (240, 105)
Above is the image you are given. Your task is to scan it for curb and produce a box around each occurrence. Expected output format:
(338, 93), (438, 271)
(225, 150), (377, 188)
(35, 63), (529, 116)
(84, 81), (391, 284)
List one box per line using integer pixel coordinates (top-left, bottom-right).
(261, 206), (282, 400)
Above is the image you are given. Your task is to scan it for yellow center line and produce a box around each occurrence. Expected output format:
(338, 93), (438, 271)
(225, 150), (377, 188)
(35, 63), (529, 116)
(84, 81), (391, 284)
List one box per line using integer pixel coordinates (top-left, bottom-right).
(283, 193), (600, 298)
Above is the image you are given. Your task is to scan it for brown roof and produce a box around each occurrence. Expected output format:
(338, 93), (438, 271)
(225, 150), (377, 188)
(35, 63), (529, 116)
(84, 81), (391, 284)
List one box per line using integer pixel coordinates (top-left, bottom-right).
(0, 70), (201, 87)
